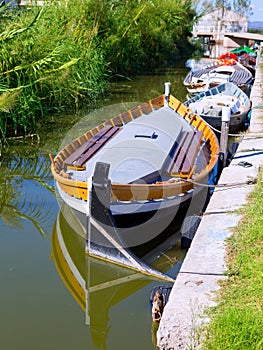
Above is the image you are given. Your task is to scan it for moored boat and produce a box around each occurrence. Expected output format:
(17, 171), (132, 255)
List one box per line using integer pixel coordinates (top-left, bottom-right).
(50, 83), (219, 250)
(236, 54), (257, 78)
(183, 53), (254, 97)
(184, 82), (252, 134)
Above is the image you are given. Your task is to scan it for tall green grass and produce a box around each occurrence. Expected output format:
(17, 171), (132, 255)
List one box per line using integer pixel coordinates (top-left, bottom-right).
(0, 0), (200, 141)
(203, 169), (263, 350)
(0, 1), (107, 138)
(88, 0), (198, 75)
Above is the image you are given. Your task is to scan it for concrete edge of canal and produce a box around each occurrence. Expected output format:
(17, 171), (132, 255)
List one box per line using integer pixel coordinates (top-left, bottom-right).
(157, 55), (263, 350)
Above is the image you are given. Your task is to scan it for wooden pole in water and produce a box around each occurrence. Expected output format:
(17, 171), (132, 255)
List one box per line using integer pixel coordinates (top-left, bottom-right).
(164, 82), (171, 106)
(219, 106), (230, 168)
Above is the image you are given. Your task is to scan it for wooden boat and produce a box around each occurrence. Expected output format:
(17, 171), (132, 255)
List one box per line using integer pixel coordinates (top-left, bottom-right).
(183, 53), (254, 97)
(50, 83), (219, 249)
(231, 46), (257, 75)
(184, 82), (252, 134)
(236, 54), (256, 78)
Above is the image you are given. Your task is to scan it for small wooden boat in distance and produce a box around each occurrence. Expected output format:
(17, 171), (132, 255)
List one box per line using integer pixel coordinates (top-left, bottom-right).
(50, 83), (219, 250)
(183, 54), (253, 97)
(184, 82), (252, 134)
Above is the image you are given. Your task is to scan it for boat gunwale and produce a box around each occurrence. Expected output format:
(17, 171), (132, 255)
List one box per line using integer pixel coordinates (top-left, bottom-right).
(50, 94), (219, 202)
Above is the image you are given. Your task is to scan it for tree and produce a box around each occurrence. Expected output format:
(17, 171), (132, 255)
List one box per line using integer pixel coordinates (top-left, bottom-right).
(232, 0), (253, 17)
(197, 0), (252, 17)
(215, 0), (231, 10)
(214, 0), (252, 17)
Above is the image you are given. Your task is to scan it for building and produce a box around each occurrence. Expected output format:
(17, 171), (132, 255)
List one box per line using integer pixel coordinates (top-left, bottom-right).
(193, 8), (249, 57)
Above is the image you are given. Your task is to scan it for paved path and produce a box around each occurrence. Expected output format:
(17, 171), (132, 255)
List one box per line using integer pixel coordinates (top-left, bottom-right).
(157, 57), (263, 350)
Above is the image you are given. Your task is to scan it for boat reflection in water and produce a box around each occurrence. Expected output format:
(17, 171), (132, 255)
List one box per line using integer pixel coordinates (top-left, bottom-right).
(51, 202), (186, 349)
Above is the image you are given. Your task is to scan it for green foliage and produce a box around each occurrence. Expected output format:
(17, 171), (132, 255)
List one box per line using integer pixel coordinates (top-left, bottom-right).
(232, 0), (252, 17)
(249, 28), (263, 35)
(215, 0), (231, 10)
(0, 144), (55, 237)
(0, 0), (199, 139)
(0, 1), (107, 137)
(213, 0), (252, 17)
(87, 0), (198, 74)
(203, 170), (263, 349)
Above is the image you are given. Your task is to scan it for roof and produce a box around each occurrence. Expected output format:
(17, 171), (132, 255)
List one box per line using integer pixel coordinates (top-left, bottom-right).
(225, 32), (263, 42)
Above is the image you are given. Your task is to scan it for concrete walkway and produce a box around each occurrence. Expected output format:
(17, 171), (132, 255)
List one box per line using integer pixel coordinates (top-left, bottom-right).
(157, 57), (263, 350)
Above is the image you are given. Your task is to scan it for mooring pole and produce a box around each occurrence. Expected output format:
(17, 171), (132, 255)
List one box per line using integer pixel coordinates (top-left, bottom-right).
(164, 82), (171, 107)
(219, 106), (230, 168)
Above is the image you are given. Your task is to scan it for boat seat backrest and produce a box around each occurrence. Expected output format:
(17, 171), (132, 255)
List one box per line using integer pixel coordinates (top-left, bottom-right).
(162, 130), (203, 178)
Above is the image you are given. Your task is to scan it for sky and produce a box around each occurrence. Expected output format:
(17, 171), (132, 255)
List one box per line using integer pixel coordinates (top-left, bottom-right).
(250, 0), (263, 21)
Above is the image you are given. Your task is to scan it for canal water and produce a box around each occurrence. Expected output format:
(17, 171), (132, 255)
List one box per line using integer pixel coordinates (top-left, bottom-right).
(0, 65), (193, 350)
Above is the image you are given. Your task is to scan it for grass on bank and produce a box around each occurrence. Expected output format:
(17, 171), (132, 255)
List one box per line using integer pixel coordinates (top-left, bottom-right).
(202, 168), (263, 350)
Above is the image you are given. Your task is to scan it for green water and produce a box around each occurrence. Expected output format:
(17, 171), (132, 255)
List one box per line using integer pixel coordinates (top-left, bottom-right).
(0, 67), (189, 350)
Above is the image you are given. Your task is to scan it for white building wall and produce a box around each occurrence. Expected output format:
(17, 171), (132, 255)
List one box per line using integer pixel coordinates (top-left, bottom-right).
(193, 9), (248, 58)
(194, 9), (248, 34)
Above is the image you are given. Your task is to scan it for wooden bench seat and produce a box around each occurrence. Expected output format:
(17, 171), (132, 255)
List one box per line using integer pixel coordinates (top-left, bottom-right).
(64, 125), (120, 169)
(163, 129), (203, 177)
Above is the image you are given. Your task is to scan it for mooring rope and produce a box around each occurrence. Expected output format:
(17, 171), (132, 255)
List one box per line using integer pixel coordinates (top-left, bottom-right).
(201, 102), (263, 137)
(181, 176), (258, 189)
(207, 122), (247, 137)
(179, 258), (243, 277)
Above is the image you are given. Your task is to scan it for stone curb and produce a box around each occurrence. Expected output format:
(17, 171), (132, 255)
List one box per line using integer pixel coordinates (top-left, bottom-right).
(157, 56), (263, 350)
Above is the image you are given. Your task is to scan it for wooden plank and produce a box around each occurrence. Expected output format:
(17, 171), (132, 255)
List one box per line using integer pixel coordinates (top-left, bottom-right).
(180, 130), (203, 175)
(121, 111), (133, 124)
(74, 126), (121, 167)
(64, 126), (115, 166)
(170, 131), (195, 174)
(163, 131), (188, 175)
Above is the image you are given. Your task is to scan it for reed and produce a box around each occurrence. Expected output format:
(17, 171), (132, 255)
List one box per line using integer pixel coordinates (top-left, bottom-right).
(89, 0), (198, 74)
(0, 0), (200, 140)
(0, 1), (107, 138)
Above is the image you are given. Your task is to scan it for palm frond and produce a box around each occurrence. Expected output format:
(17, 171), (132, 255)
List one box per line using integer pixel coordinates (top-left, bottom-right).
(0, 154), (56, 238)
(1, 206), (23, 229)
(44, 57), (79, 74)
(15, 191), (53, 238)
(2, 45), (70, 75)
(6, 155), (53, 183)
(1, 198), (51, 238)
